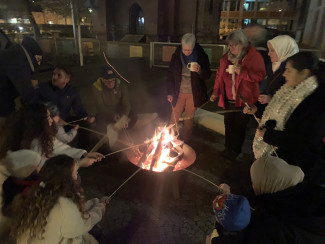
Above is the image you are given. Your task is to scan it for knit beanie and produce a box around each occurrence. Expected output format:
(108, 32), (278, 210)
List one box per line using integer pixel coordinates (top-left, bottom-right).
(213, 194), (251, 232)
(101, 67), (116, 80)
(45, 102), (60, 117)
(22, 37), (43, 56)
(4, 150), (41, 178)
(22, 37), (43, 68)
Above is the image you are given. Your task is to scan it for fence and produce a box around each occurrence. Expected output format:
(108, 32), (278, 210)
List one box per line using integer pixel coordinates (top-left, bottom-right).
(39, 37), (101, 57)
(149, 42), (227, 71)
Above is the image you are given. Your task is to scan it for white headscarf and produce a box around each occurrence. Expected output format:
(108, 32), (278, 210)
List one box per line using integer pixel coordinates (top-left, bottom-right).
(267, 35), (299, 72)
(250, 156), (304, 195)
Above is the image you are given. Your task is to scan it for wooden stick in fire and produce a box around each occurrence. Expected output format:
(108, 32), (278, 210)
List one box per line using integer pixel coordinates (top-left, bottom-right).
(149, 130), (165, 171)
(169, 101), (180, 136)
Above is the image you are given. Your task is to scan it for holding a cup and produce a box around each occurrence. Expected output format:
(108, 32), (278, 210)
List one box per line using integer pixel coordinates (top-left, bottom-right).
(166, 33), (211, 141)
(226, 64), (235, 74)
(187, 62), (200, 72)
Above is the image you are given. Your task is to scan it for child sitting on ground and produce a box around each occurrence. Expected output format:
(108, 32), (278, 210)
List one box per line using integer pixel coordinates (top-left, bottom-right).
(45, 102), (79, 144)
(206, 184), (251, 244)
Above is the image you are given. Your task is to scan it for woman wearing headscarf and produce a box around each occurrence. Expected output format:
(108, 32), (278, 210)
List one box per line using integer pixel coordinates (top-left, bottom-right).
(243, 35), (299, 116)
(210, 29), (266, 160)
(253, 52), (325, 185)
(247, 156), (325, 244)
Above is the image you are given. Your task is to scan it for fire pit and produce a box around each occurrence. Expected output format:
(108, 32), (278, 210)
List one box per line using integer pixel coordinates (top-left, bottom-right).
(127, 126), (196, 172)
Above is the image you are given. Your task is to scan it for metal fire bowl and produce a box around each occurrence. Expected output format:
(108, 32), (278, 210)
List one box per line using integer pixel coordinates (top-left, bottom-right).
(127, 144), (196, 172)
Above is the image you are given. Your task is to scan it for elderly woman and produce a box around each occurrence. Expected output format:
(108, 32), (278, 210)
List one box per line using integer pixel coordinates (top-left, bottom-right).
(210, 29), (266, 160)
(253, 52), (325, 185)
(248, 156), (325, 243)
(167, 33), (211, 141)
(244, 35), (299, 116)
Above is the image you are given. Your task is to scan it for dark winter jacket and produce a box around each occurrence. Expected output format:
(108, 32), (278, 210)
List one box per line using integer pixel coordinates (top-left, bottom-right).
(166, 44), (211, 107)
(210, 222), (246, 244)
(256, 61), (286, 117)
(247, 182), (325, 244)
(38, 82), (88, 121)
(0, 45), (37, 117)
(264, 80), (325, 185)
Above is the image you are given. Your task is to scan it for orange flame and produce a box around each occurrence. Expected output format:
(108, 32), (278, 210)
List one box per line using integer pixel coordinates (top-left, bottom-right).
(140, 126), (181, 172)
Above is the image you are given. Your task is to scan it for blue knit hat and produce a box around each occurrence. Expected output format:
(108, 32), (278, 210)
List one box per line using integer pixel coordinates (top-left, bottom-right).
(213, 194), (251, 231)
(45, 102), (60, 117)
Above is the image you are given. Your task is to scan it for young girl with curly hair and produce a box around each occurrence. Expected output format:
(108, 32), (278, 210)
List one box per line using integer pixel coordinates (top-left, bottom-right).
(12, 155), (109, 243)
(0, 103), (104, 238)
(0, 102), (104, 167)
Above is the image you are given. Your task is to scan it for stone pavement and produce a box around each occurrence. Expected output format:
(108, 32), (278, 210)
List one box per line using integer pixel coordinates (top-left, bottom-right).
(35, 58), (255, 244)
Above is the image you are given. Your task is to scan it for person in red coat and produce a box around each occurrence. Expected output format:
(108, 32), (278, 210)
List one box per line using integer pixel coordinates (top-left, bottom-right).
(210, 29), (265, 161)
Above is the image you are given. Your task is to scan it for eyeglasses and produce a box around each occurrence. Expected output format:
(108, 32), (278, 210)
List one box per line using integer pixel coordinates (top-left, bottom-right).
(228, 43), (238, 48)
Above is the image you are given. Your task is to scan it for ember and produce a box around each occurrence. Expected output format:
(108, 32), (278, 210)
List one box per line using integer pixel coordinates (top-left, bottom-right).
(127, 126), (196, 172)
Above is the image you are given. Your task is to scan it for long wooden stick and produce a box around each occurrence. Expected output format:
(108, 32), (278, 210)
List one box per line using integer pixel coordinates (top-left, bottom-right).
(67, 117), (88, 124)
(108, 168), (142, 198)
(169, 101), (179, 136)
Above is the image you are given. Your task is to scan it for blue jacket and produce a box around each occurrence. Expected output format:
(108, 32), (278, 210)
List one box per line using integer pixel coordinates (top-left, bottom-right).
(38, 82), (88, 121)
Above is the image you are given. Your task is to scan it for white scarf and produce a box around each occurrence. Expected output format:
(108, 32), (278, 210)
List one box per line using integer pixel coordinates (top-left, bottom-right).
(268, 35), (299, 72)
(253, 75), (318, 159)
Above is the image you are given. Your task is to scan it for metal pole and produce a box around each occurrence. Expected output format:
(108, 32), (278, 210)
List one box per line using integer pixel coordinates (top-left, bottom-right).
(77, 22), (83, 66)
(70, 0), (78, 54)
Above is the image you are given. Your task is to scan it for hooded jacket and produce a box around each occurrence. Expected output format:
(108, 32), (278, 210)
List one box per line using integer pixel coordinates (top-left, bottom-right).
(0, 37), (42, 117)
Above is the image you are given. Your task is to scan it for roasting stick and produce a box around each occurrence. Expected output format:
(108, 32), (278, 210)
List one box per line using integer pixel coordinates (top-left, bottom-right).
(103, 142), (151, 157)
(108, 168), (142, 198)
(169, 101), (180, 136)
(183, 168), (255, 210)
(238, 92), (278, 157)
(67, 117), (88, 124)
(182, 168), (221, 190)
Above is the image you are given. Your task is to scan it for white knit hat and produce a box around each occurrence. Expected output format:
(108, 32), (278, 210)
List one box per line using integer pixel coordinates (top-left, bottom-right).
(4, 150), (41, 178)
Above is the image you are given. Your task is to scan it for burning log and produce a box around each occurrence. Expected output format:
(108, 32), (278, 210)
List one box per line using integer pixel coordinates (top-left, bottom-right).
(137, 143), (154, 167)
(126, 125), (196, 172)
(149, 131), (164, 171)
(163, 151), (184, 172)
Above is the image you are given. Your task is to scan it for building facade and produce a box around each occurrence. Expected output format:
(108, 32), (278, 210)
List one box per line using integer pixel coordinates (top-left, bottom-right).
(302, 0), (325, 56)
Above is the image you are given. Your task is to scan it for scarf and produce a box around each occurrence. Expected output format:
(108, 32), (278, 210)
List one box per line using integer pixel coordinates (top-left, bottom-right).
(180, 45), (197, 66)
(227, 48), (247, 100)
(267, 35), (299, 73)
(253, 75), (318, 159)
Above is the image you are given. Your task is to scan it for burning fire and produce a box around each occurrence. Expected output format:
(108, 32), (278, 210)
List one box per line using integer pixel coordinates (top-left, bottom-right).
(132, 126), (185, 172)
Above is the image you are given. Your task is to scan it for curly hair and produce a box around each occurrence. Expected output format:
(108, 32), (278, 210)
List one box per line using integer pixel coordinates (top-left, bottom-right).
(0, 103), (56, 158)
(11, 155), (88, 241)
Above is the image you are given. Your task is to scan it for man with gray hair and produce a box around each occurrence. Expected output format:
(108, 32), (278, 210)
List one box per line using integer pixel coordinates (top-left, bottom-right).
(167, 33), (211, 141)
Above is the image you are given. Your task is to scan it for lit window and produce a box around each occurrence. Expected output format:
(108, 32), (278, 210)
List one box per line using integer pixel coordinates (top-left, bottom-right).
(9, 18), (17, 24)
(49, 21), (53, 24)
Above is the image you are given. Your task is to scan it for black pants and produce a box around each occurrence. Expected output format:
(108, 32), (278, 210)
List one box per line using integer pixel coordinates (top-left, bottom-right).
(224, 104), (250, 154)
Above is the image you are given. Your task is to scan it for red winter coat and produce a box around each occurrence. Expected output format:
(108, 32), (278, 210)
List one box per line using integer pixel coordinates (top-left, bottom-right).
(212, 46), (266, 108)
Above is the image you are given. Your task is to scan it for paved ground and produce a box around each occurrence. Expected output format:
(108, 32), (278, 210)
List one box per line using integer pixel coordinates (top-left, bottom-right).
(35, 57), (256, 244)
